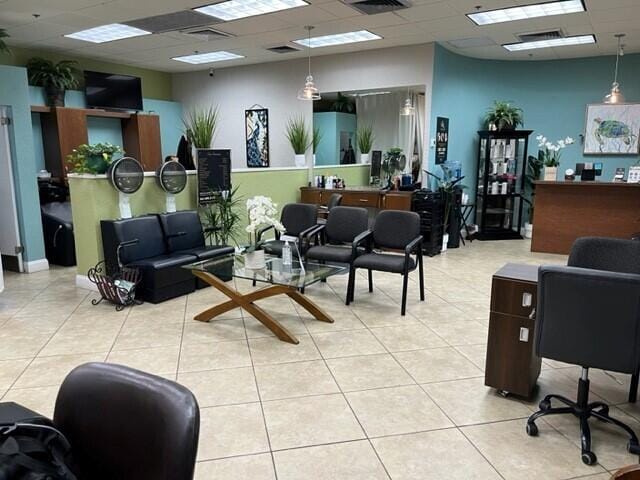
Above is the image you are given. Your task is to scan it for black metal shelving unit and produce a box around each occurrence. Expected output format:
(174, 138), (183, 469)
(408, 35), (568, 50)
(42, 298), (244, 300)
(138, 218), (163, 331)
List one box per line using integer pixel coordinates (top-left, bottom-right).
(475, 130), (532, 240)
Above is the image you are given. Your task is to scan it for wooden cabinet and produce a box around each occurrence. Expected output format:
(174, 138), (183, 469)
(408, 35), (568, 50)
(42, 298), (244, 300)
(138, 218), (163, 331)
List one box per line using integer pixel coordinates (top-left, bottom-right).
(383, 192), (412, 211)
(341, 191), (380, 208)
(41, 107), (88, 178)
(122, 114), (162, 171)
(299, 187), (412, 211)
(485, 263), (541, 398)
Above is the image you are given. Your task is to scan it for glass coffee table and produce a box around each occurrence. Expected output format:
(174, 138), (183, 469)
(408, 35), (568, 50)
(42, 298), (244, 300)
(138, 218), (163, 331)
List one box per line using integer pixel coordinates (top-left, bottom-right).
(184, 253), (346, 344)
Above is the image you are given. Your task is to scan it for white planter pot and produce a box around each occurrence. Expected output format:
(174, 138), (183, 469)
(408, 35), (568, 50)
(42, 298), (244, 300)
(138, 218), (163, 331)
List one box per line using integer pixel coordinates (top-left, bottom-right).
(441, 233), (449, 252)
(294, 154), (306, 168)
(360, 153), (370, 164)
(544, 166), (558, 181)
(244, 250), (266, 270)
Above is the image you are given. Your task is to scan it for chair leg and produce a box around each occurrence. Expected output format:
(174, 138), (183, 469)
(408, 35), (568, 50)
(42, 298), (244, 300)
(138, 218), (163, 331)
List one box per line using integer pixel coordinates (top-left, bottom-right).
(630, 371), (639, 403)
(418, 252), (425, 302)
(401, 273), (409, 316)
(346, 266), (356, 305)
(368, 270), (373, 292)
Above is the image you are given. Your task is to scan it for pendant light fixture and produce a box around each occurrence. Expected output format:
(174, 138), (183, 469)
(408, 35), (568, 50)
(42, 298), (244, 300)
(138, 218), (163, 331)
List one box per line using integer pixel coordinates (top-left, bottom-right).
(400, 88), (415, 116)
(297, 26), (320, 101)
(604, 34), (626, 104)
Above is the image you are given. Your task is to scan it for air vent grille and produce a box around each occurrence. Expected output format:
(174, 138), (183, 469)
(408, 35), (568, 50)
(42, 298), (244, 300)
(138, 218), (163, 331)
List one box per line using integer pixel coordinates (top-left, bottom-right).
(124, 10), (215, 33)
(517, 30), (564, 43)
(343, 0), (410, 15)
(266, 45), (301, 54)
(181, 27), (233, 40)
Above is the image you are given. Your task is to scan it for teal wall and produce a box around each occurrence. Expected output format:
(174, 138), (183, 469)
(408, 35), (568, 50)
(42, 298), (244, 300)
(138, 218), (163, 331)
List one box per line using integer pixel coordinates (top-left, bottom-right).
(313, 112), (357, 165)
(429, 45), (640, 196)
(0, 66), (45, 262)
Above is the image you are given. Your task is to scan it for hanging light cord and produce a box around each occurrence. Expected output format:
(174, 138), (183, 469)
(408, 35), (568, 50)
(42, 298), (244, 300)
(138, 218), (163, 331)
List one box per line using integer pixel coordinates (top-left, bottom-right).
(613, 36), (621, 85)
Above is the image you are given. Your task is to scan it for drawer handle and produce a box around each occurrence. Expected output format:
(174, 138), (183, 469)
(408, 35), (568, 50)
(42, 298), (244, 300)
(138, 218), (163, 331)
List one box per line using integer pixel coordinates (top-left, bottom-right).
(529, 308), (536, 320)
(358, 199), (368, 202)
(519, 327), (530, 342)
(522, 292), (533, 307)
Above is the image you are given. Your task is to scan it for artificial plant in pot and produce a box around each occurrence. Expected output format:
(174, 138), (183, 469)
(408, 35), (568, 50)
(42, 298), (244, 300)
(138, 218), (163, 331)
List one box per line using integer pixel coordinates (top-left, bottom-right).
(536, 134), (575, 181)
(312, 127), (322, 165)
(201, 186), (243, 246)
(485, 101), (523, 131)
(66, 143), (122, 174)
(285, 116), (311, 168)
(184, 106), (219, 166)
(357, 124), (374, 164)
(26, 58), (80, 107)
(244, 196), (285, 269)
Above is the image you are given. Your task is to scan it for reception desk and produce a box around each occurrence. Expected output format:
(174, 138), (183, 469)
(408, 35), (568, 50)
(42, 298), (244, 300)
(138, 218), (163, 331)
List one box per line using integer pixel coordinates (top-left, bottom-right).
(300, 186), (413, 211)
(531, 181), (640, 254)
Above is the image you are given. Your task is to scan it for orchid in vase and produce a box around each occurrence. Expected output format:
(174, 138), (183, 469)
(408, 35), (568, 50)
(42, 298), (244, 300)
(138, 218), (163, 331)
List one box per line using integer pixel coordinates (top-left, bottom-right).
(244, 196), (284, 268)
(536, 135), (575, 181)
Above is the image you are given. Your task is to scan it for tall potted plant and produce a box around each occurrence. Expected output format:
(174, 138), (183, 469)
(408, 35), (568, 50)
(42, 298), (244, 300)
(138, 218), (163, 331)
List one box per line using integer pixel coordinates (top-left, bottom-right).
(201, 186), (243, 246)
(244, 196), (285, 269)
(26, 58), (80, 107)
(184, 106), (219, 149)
(285, 116), (311, 168)
(536, 135), (575, 181)
(485, 101), (523, 131)
(357, 124), (374, 164)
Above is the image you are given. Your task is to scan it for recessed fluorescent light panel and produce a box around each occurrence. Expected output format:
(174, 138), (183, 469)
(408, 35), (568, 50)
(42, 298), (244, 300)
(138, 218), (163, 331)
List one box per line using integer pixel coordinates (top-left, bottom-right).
(468, 0), (585, 26)
(294, 30), (381, 48)
(65, 24), (151, 43)
(503, 34), (595, 51)
(172, 51), (244, 64)
(195, 0), (308, 21)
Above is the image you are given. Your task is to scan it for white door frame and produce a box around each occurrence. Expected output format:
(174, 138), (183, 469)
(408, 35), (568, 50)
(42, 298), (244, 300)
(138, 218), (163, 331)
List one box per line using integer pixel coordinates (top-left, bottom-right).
(0, 106), (24, 272)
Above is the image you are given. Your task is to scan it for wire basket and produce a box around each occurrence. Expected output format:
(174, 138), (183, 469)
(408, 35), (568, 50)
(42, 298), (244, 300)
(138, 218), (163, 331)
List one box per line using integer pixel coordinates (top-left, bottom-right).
(87, 260), (142, 311)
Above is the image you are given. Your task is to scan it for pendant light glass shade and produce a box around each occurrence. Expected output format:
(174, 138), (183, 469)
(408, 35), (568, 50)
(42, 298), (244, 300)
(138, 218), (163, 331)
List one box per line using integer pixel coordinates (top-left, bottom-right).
(298, 26), (320, 101)
(604, 34), (626, 104)
(400, 96), (415, 116)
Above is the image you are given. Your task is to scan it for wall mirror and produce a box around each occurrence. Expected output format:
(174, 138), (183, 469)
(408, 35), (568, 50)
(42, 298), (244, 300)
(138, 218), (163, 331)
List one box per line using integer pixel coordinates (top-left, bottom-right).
(312, 86), (426, 182)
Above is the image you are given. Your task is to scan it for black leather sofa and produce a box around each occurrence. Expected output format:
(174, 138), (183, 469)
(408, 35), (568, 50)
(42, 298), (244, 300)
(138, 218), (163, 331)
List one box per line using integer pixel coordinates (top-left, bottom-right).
(41, 202), (76, 267)
(101, 211), (233, 304)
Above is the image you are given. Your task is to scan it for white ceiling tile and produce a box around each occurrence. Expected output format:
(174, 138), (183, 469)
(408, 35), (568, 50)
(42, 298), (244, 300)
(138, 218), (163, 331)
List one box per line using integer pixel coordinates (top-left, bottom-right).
(272, 5), (338, 24)
(395, 2), (459, 22)
(351, 12), (409, 29)
(214, 15), (294, 36)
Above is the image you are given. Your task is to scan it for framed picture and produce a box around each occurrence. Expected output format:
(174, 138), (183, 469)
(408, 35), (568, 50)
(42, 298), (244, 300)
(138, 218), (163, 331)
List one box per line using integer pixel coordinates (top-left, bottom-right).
(584, 103), (640, 155)
(245, 108), (269, 167)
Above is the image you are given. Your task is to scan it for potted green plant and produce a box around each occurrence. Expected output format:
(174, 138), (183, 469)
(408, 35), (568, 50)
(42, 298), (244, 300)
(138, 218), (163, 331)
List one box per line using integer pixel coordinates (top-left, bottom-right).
(244, 196), (285, 269)
(0, 29), (10, 54)
(536, 134), (575, 181)
(285, 116), (311, 168)
(357, 124), (374, 164)
(331, 92), (355, 113)
(485, 101), (523, 131)
(312, 127), (322, 165)
(523, 154), (543, 238)
(201, 186), (243, 246)
(26, 57), (80, 107)
(183, 106), (219, 149)
(66, 143), (123, 174)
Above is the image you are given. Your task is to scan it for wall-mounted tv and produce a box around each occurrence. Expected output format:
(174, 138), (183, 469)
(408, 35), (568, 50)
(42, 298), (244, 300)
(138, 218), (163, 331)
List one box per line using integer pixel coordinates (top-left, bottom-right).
(84, 71), (143, 111)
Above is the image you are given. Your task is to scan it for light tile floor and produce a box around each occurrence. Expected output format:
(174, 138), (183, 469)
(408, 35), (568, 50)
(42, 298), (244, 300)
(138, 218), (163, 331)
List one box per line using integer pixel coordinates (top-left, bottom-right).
(0, 239), (636, 479)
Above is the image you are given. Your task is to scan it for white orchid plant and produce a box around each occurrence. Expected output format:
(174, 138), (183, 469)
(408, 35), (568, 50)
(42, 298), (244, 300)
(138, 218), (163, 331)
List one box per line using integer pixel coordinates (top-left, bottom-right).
(245, 196), (285, 253)
(536, 135), (575, 167)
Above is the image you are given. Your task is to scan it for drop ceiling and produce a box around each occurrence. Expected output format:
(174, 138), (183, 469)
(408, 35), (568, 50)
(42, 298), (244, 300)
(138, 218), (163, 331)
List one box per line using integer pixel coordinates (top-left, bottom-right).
(0, 0), (638, 72)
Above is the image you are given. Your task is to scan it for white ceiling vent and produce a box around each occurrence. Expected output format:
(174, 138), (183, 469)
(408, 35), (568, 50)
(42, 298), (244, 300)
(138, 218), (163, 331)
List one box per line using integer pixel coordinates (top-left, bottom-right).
(517, 29), (564, 43)
(181, 27), (233, 41)
(124, 11), (216, 33)
(342, 0), (410, 15)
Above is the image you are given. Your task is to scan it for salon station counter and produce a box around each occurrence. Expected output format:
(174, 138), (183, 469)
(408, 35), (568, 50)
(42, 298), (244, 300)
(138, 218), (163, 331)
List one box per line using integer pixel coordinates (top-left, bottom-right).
(300, 186), (413, 211)
(531, 181), (640, 255)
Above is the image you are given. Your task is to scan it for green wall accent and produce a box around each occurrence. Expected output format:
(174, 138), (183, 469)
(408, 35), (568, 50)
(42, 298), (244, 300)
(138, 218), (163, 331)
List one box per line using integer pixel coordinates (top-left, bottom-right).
(69, 165), (370, 276)
(0, 65), (46, 263)
(0, 47), (172, 100)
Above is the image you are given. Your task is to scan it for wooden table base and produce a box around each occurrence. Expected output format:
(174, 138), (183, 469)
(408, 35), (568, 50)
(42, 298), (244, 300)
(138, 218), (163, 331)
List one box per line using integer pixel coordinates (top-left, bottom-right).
(192, 270), (334, 344)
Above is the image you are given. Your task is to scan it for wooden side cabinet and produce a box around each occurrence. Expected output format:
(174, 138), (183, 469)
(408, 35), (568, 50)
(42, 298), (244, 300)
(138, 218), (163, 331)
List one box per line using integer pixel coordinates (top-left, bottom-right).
(485, 263), (541, 398)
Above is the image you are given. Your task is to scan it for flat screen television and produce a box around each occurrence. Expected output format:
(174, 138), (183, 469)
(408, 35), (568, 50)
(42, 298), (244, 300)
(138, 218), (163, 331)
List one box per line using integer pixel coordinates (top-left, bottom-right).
(84, 71), (143, 111)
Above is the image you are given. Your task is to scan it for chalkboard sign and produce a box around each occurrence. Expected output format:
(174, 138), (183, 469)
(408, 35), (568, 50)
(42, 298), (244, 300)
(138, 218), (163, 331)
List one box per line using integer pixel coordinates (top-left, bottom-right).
(197, 149), (231, 205)
(435, 117), (449, 165)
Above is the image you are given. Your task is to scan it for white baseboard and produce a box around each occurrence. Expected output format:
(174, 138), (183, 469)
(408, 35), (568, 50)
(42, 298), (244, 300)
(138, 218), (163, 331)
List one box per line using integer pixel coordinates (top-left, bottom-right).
(24, 259), (49, 273)
(76, 274), (98, 292)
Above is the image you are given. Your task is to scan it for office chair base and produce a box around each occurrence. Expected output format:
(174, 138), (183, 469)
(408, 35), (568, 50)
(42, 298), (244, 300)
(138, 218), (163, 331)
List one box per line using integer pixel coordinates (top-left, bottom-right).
(526, 377), (640, 466)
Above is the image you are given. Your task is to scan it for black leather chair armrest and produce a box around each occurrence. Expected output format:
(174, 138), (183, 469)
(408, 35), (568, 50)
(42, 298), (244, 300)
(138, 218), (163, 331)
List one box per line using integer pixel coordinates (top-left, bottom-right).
(166, 231), (187, 239)
(257, 225), (277, 242)
(116, 239), (140, 267)
(352, 230), (372, 257)
(299, 224), (323, 251)
(404, 235), (423, 271)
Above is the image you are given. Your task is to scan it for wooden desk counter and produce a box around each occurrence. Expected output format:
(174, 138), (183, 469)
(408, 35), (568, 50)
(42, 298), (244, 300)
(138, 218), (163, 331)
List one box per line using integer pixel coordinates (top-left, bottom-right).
(300, 186), (413, 211)
(531, 181), (640, 254)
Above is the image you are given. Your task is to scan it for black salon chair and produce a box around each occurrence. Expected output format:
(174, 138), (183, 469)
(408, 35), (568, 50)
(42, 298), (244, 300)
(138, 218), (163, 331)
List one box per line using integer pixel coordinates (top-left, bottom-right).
(53, 362), (200, 480)
(348, 210), (424, 315)
(526, 238), (640, 466)
(41, 202), (76, 266)
(305, 206), (369, 300)
(158, 210), (231, 261)
(259, 203), (319, 257)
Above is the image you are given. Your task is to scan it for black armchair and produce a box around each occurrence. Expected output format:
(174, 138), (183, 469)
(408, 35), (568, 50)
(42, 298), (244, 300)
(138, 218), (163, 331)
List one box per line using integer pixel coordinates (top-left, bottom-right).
(259, 203), (319, 257)
(526, 243), (640, 465)
(305, 206), (368, 301)
(347, 210), (424, 315)
(41, 202), (76, 266)
(53, 362), (200, 480)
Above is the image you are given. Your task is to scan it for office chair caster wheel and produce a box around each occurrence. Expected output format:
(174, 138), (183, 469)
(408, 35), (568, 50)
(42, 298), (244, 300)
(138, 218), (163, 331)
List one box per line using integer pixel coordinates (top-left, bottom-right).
(526, 422), (538, 437)
(581, 451), (597, 465)
(539, 399), (551, 411)
(627, 441), (640, 455)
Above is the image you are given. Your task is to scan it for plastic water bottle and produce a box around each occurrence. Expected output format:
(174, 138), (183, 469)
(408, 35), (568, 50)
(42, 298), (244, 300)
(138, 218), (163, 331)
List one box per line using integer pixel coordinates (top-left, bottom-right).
(282, 240), (292, 266)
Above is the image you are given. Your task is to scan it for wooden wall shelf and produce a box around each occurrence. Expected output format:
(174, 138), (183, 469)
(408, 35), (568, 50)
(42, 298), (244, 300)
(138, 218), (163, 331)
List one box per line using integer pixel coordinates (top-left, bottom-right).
(31, 106), (162, 176)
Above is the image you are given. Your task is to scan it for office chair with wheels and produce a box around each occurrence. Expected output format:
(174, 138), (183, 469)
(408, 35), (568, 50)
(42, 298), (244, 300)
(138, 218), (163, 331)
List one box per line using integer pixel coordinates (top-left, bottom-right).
(526, 258), (640, 466)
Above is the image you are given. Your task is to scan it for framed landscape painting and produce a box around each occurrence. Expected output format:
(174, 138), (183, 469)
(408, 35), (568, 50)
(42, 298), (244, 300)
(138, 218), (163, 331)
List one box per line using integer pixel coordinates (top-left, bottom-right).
(245, 108), (269, 167)
(584, 103), (640, 155)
